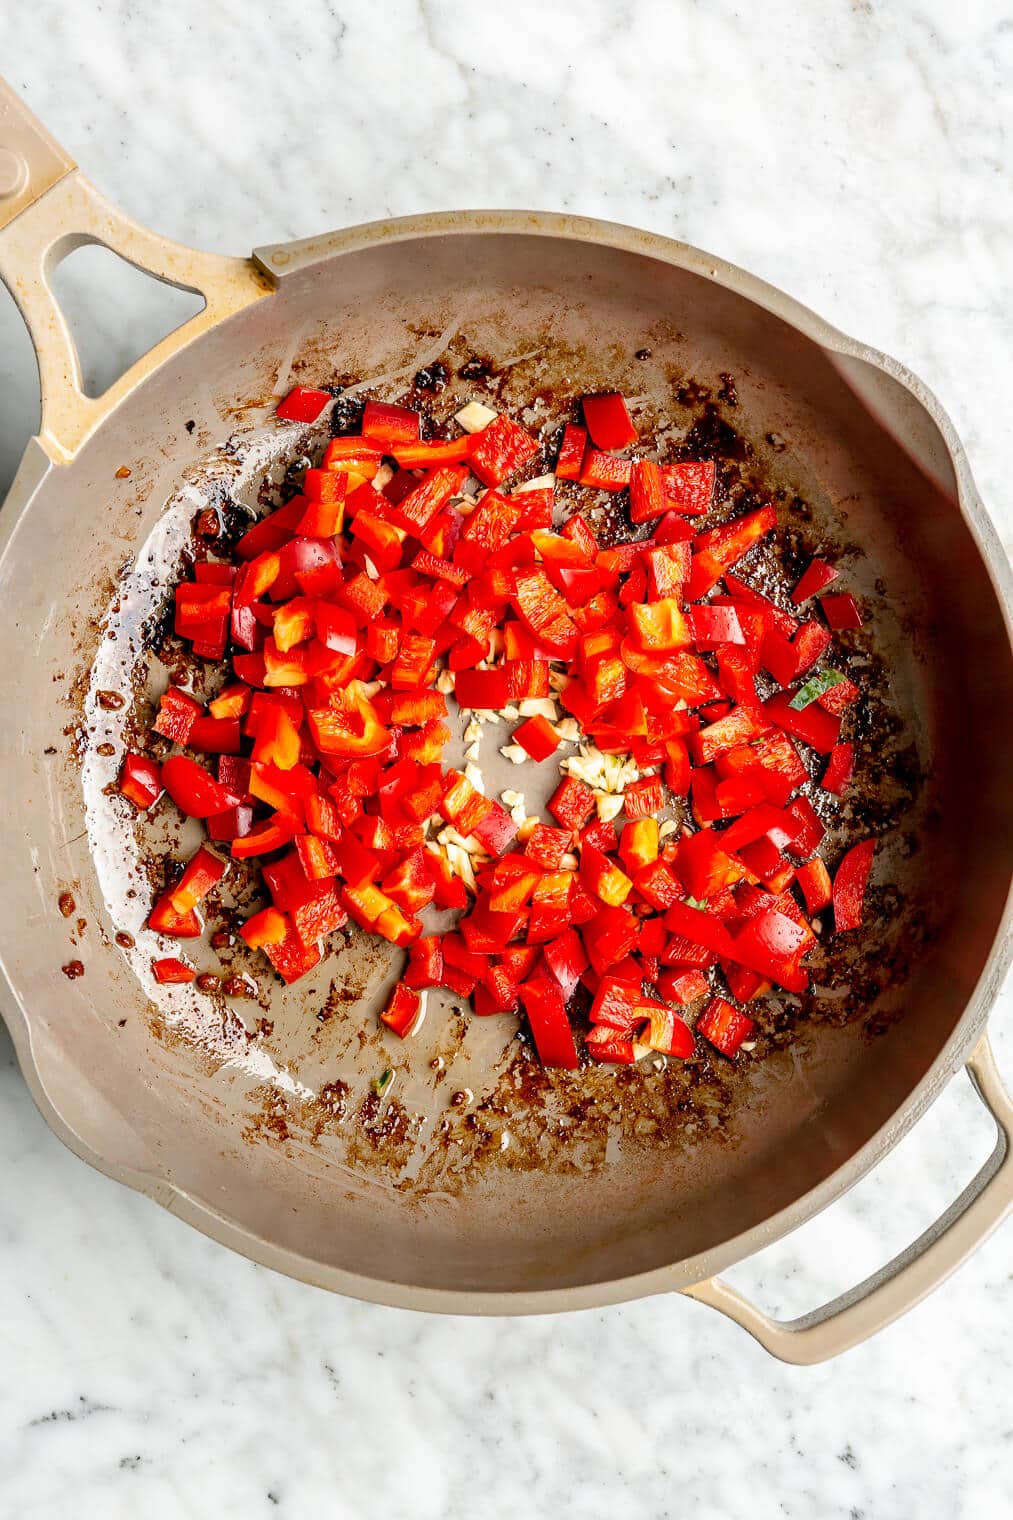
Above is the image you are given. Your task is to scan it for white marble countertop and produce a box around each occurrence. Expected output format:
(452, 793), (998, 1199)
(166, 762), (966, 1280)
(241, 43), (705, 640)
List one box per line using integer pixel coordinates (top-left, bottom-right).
(1, 3), (1010, 1516)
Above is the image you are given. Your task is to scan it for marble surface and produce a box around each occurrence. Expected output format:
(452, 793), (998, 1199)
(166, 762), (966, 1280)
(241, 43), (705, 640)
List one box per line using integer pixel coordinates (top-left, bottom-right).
(0, 2), (1011, 1516)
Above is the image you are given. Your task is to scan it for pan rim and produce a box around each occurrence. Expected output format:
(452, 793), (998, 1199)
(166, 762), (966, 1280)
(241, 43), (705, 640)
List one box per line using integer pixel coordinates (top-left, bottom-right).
(2, 207), (1011, 1310)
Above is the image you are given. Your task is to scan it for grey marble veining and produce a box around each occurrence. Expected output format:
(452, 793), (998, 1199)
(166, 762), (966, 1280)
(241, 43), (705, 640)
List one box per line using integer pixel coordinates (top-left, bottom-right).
(0, 2), (1010, 1517)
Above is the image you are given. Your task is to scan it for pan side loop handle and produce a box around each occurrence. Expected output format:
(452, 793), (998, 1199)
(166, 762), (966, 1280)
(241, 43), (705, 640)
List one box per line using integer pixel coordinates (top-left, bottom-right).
(0, 77), (270, 464)
(682, 1034), (1013, 1364)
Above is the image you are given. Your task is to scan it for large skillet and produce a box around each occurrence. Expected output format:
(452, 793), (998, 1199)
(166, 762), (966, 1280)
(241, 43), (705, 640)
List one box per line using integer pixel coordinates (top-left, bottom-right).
(0, 81), (1010, 1364)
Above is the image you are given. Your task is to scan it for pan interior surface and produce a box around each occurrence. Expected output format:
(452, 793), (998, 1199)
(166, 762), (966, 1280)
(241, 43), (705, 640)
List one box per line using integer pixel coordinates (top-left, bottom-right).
(1, 226), (1009, 1301)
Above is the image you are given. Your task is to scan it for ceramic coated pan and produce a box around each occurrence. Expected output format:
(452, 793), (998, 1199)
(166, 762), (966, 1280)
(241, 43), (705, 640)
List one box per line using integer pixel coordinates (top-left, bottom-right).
(0, 81), (1010, 1364)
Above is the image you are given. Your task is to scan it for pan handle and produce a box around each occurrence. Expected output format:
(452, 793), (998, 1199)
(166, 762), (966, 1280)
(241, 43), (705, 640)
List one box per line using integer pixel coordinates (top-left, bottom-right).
(682, 1033), (1013, 1364)
(0, 78), (269, 463)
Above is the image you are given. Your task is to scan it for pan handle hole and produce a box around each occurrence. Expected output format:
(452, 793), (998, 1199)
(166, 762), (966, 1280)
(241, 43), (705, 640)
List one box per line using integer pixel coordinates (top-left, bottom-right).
(50, 244), (205, 400)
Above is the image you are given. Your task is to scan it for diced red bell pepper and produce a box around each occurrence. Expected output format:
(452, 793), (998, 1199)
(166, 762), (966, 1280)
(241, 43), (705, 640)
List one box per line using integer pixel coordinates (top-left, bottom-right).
(119, 753), (163, 810)
(582, 392), (637, 451)
(362, 399), (420, 445)
(468, 415), (540, 486)
(584, 904), (641, 974)
(623, 774), (664, 820)
(696, 996), (754, 1057)
(821, 592), (863, 630)
(657, 968), (710, 1004)
(276, 386), (330, 423)
(661, 461), (715, 515)
(585, 1027), (639, 1064)
(232, 820), (299, 857)
(822, 742), (855, 796)
(690, 605), (744, 649)
(148, 893), (202, 938)
(169, 845), (226, 914)
(791, 558), (838, 603)
(579, 450), (632, 491)
(153, 686), (203, 745)
(730, 908), (809, 991)
(542, 927), (589, 1000)
(161, 756), (241, 819)
(795, 857), (833, 913)
(628, 459), (666, 524)
(548, 777), (597, 831)
(764, 691), (841, 753)
(511, 714), (559, 763)
(519, 976), (579, 1068)
(555, 423), (588, 480)
(265, 916), (322, 983)
(640, 1004), (695, 1057)
(380, 983), (424, 1038)
(239, 906), (289, 949)
(152, 956), (196, 984)
(832, 838), (875, 931)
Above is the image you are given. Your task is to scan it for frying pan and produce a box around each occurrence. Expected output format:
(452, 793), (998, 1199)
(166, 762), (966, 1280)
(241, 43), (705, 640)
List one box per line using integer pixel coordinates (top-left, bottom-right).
(0, 80), (1010, 1366)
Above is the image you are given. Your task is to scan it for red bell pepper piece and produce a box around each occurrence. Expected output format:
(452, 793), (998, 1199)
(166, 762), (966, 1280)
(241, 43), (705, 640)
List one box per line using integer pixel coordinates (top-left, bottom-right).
(153, 686), (203, 745)
(822, 742), (855, 795)
(119, 753), (163, 810)
(820, 592), (863, 630)
(162, 756), (242, 819)
(640, 1004), (695, 1056)
(579, 450), (632, 491)
(264, 916), (323, 983)
(519, 975), (579, 1068)
(380, 983), (424, 1038)
(696, 996), (754, 1057)
(582, 392), (637, 450)
(169, 845), (226, 913)
(148, 893), (202, 938)
(239, 906), (288, 949)
(556, 423), (588, 480)
(276, 386), (330, 423)
(623, 775), (664, 819)
(657, 968), (709, 1005)
(468, 415), (540, 486)
(661, 461), (715, 515)
(548, 777), (597, 831)
(832, 838), (875, 931)
(628, 459), (666, 524)
(764, 690), (841, 753)
(362, 399), (420, 445)
(795, 857), (833, 913)
(512, 714), (559, 762)
(188, 715), (242, 754)
(791, 558), (838, 603)
(152, 956), (196, 984)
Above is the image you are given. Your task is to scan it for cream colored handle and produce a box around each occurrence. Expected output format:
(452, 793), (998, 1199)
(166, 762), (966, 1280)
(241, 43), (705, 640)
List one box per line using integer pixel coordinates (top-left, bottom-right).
(0, 78), (269, 463)
(683, 1034), (1013, 1364)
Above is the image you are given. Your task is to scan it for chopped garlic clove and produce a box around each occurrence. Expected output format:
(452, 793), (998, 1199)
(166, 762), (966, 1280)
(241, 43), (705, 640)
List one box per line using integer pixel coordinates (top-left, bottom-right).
(659, 819), (679, 839)
(455, 401), (498, 433)
(518, 698), (559, 721)
(554, 717), (580, 742)
(516, 816), (540, 842)
(499, 744), (528, 765)
(464, 762), (485, 792)
(436, 669), (455, 695)
(464, 742), (481, 762)
(513, 473), (556, 493)
(501, 705), (520, 721)
(597, 794), (625, 822)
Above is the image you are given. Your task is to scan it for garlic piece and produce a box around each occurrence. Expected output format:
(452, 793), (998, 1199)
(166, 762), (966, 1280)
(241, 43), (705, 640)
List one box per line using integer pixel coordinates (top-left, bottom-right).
(513, 473), (556, 493)
(455, 401), (498, 433)
(464, 762), (485, 793)
(436, 669), (455, 695)
(554, 717), (580, 743)
(499, 744), (528, 765)
(518, 698), (559, 721)
(596, 794), (625, 822)
(464, 742), (480, 762)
